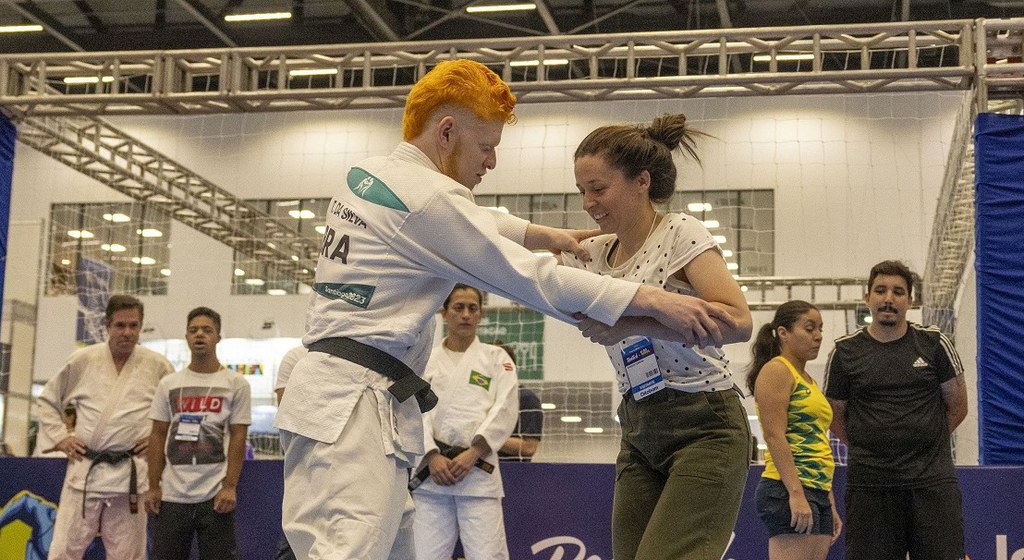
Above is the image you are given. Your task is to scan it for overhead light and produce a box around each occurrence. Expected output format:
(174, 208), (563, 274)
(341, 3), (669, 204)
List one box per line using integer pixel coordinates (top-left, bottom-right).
(61, 259), (71, 265)
(509, 59), (569, 67)
(466, 3), (536, 13)
(560, 416), (583, 423)
(688, 202), (712, 212)
(702, 219), (720, 228)
(267, 242), (277, 249)
(713, 235), (727, 244)
(234, 268), (246, 276)
(315, 225), (327, 235)
(224, 11), (292, 22)
(289, 68), (338, 77)
(277, 200), (300, 207)
(0, 24), (44, 33)
(726, 262), (739, 271)
(101, 243), (127, 252)
(753, 53), (815, 62)
(291, 255), (300, 261)
(245, 278), (266, 286)
(583, 427), (604, 434)
(288, 209), (316, 219)
(267, 289), (288, 296)
(63, 76), (115, 84)
(740, 285), (749, 292)
(131, 256), (156, 265)
(103, 212), (131, 222)
(863, 315), (873, 324)
(137, 228), (163, 237)
(67, 230), (94, 239)
(160, 268), (171, 276)
(541, 403), (556, 410)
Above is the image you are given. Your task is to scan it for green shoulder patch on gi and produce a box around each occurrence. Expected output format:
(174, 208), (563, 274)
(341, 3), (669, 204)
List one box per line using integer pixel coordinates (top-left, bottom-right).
(347, 167), (409, 212)
(468, 370), (492, 390)
(313, 282), (376, 309)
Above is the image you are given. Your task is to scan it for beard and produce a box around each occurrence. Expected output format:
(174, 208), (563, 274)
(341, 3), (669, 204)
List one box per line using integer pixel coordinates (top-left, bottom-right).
(440, 140), (463, 185)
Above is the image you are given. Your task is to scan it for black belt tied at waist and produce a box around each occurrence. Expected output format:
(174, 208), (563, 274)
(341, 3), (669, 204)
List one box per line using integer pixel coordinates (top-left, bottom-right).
(307, 337), (438, 413)
(81, 448), (139, 518)
(408, 439), (496, 491)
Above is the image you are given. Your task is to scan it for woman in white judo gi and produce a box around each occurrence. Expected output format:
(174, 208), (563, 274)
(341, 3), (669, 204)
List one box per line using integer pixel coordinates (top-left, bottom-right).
(412, 284), (519, 560)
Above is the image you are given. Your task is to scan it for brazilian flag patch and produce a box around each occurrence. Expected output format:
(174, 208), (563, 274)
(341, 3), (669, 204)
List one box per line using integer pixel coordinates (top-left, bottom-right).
(468, 370), (492, 390)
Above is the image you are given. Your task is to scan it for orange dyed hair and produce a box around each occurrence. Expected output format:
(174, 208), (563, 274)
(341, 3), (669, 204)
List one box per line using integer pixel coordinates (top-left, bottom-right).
(402, 59), (517, 141)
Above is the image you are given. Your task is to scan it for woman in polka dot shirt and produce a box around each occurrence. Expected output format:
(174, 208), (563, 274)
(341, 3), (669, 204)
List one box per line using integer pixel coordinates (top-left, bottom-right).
(562, 113), (753, 560)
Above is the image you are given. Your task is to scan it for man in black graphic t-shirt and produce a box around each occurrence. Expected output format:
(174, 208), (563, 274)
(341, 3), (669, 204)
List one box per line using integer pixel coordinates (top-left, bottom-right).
(824, 260), (968, 560)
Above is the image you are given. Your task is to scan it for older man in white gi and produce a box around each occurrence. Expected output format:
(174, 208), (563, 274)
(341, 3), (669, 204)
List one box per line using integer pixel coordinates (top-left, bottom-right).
(38, 294), (174, 559)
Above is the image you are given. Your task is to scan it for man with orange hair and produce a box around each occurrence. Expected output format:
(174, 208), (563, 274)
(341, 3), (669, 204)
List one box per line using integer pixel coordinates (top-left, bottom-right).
(276, 59), (737, 559)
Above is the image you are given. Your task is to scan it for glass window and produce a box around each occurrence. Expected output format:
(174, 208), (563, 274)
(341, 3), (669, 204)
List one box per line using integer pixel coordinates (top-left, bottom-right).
(47, 202), (172, 296)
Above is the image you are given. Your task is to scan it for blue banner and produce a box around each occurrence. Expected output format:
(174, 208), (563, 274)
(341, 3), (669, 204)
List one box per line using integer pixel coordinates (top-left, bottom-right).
(75, 257), (113, 345)
(975, 112), (1024, 465)
(0, 114), (15, 334)
(2, 459), (1022, 560)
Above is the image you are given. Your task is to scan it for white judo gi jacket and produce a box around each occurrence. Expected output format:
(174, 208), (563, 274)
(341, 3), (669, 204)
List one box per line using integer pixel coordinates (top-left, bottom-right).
(416, 338), (519, 498)
(275, 141), (639, 465)
(37, 343), (174, 495)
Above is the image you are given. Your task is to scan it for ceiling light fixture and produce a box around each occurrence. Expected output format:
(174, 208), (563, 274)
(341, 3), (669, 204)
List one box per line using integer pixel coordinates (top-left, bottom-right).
(540, 403), (556, 410)
(466, 3), (536, 12)
(509, 58), (569, 67)
(67, 230), (94, 239)
(224, 11), (292, 22)
(560, 415), (583, 423)
(753, 53), (815, 62)
(103, 212), (131, 222)
(288, 209), (316, 219)
(63, 76), (115, 84)
(0, 24), (44, 33)
(289, 68), (338, 77)
(687, 202), (712, 212)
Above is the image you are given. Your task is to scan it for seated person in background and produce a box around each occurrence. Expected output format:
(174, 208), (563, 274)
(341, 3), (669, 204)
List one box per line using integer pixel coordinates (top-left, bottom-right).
(493, 342), (543, 462)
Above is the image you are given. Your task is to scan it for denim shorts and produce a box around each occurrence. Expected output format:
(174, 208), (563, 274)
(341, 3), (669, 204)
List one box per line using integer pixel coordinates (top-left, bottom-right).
(755, 477), (834, 537)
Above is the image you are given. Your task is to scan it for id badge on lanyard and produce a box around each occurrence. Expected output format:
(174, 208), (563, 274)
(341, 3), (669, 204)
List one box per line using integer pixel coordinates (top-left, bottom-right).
(620, 336), (665, 400)
(174, 414), (204, 441)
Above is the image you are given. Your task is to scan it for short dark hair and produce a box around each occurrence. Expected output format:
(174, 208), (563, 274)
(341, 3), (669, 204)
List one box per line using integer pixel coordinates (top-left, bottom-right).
(867, 260), (916, 299)
(443, 284), (483, 309)
(105, 295), (144, 324)
(187, 306), (221, 334)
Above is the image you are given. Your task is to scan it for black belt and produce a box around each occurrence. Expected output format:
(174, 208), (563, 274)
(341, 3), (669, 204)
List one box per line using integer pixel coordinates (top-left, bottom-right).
(307, 337), (438, 412)
(408, 439), (495, 491)
(81, 448), (138, 518)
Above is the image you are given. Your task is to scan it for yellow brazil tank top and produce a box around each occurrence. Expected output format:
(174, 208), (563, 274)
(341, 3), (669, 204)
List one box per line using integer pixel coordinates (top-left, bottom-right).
(761, 356), (835, 491)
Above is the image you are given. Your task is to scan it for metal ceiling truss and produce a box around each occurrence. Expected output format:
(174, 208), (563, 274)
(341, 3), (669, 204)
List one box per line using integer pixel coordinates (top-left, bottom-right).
(2, 18), (1022, 118)
(737, 277), (874, 312)
(2, 18), (1022, 306)
(15, 115), (320, 286)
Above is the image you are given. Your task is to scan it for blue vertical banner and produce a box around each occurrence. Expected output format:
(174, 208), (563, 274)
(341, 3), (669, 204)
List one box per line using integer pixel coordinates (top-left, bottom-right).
(75, 257), (113, 345)
(974, 112), (1024, 465)
(0, 114), (16, 329)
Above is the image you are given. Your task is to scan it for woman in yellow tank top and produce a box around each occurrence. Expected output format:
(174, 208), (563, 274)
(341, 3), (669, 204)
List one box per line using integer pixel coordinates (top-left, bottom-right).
(747, 300), (841, 560)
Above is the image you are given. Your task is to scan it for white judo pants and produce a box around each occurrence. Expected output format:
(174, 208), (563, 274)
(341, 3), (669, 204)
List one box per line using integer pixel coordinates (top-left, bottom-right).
(411, 493), (509, 560)
(281, 388), (415, 560)
(47, 486), (146, 560)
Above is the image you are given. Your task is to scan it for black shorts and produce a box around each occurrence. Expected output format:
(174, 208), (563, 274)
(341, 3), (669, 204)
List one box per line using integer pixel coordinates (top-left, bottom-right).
(755, 477), (834, 538)
(845, 483), (964, 560)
